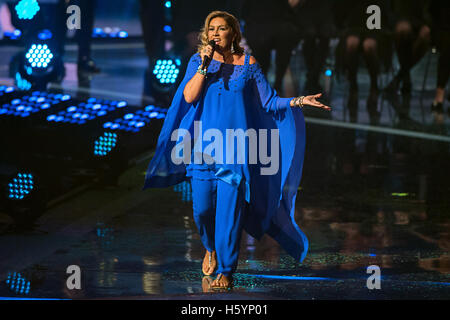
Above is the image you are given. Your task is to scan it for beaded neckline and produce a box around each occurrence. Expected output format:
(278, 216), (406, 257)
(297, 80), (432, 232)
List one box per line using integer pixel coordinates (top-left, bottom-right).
(211, 58), (245, 66)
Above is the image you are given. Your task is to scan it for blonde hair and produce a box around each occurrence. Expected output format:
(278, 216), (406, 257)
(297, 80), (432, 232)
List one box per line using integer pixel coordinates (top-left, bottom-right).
(197, 11), (245, 56)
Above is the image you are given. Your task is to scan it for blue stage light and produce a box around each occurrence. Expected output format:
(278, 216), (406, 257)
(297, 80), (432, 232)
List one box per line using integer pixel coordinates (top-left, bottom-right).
(26, 44), (53, 69)
(6, 272), (31, 295)
(152, 59), (180, 85)
(94, 132), (118, 156)
(0, 86), (14, 94)
(101, 106), (167, 133)
(46, 99), (126, 125)
(4, 29), (22, 40)
(15, 0), (40, 20)
(15, 72), (32, 91)
(8, 173), (34, 200)
(164, 1), (172, 8)
(2, 91), (71, 118)
(325, 69), (332, 77)
(118, 31), (128, 38)
(37, 29), (53, 40)
(163, 25), (172, 33)
(92, 27), (128, 38)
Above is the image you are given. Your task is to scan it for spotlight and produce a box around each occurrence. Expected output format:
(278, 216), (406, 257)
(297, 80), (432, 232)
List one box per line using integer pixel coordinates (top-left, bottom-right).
(94, 132), (118, 156)
(3, 29), (22, 40)
(6, 272), (31, 295)
(25, 43), (53, 69)
(10, 42), (65, 91)
(147, 57), (182, 105)
(152, 58), (181, 85)
(37, 29), (53, 40)
(15, 0), (40, 20)
(8, 173), (34, 200)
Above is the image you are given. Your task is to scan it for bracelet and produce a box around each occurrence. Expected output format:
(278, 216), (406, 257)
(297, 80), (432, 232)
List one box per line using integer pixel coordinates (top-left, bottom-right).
(292, 96), (305, 108)
(197, 65), (207, 76)
(299, 96), (305, 108)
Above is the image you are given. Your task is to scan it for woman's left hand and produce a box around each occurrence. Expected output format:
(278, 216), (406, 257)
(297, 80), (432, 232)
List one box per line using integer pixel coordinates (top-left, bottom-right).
(303, 93), (331, 111)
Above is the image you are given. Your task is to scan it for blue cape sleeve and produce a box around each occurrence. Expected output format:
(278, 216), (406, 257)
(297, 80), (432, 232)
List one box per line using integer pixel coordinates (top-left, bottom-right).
(243, 62), (309, 263)
(142, 53), (202, 189)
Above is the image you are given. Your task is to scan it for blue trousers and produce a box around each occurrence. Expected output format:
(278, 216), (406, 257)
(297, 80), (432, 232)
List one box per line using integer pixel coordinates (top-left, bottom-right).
(191, 177), (246, 277)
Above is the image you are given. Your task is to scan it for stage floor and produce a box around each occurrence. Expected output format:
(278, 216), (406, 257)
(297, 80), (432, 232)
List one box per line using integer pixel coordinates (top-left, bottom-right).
(0, 40), (449, 300)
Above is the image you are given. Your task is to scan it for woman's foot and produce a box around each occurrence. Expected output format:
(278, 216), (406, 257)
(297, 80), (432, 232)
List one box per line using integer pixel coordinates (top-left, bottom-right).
(210, 273), (233, 290)
(202, 250), (217, 276)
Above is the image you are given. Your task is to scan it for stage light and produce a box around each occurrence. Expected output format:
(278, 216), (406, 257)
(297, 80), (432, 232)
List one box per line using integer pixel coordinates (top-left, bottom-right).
(8, 173), (34, 200)
(15, 72), (32, 90)
(92, 27), (129, 39)
(94, 132), (118, 156)
(37, 29), (53, 40)
(10, 41), (64, 91)
(152, 59), (180, 85)
(325, 69), (332, 77)
(118, 31), (128, 38)
(163, 25), (172, 33)
(164, 1), (172, 8)
(3, 29), (22, 40)
(46, 99), (127, 125)
(15, 0), (40, 20)
(101, 105), (167, 133)
(0, 85), (15, 97)
(6, 272), (31, 295)
(25, 43), (53, 69)
(1, 91), (71, 118)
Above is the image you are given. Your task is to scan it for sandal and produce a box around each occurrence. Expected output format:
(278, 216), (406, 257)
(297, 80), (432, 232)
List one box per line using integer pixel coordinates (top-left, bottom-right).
(202, 250), (217, 276)
(210, 273), (233, 290)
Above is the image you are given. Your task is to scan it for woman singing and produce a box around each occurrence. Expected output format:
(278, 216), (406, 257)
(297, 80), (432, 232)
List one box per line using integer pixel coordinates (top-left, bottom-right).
(143, 11), (331, 290)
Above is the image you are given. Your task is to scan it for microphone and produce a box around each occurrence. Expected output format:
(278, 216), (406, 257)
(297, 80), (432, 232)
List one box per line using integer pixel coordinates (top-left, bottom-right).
(201, 40), (216, 70)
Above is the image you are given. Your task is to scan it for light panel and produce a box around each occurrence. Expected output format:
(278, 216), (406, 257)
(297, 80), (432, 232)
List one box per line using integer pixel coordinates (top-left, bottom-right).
(94, 132), (118, 156)
(46, 98), (127, 125)
(152, 59), (180, 84)
(0, 91), (71, 118)
(15, 0), (40, 20)
(8, 173), (34, 200)
(102, 105), (167, 133)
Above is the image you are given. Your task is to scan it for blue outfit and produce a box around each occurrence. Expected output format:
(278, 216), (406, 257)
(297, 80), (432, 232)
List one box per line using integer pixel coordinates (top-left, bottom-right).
(143, 53), (308, 275)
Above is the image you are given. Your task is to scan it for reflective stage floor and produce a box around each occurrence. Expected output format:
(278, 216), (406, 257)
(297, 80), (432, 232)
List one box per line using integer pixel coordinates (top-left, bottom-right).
(0, 40), (449, 300)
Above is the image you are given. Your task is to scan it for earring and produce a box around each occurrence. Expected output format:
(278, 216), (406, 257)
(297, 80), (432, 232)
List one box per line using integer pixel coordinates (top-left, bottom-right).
(231, 42), (235, 53)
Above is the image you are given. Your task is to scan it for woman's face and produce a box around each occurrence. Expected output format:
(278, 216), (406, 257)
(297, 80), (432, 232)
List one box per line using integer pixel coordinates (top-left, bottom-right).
(208, 17), (234, 52)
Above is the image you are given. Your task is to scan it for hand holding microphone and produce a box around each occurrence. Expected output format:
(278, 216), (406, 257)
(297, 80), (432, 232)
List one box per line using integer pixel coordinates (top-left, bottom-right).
(200, 40), (216, 70)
